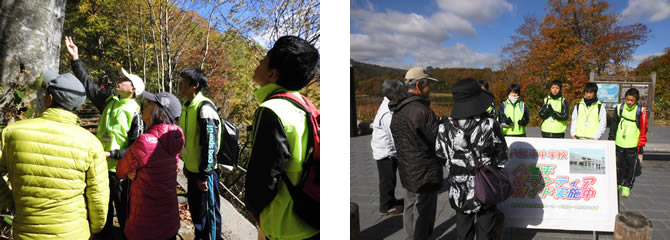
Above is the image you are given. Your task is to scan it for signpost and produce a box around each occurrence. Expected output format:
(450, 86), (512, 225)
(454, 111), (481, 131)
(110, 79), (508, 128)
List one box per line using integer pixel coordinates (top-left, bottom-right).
(499, 137), (618, 234)
(590, 71), (656, 134)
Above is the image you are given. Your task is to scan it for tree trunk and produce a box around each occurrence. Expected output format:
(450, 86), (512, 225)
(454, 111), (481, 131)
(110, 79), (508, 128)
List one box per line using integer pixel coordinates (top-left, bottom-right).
(614, 211), (653, 240)
(0, 0), (67, 125)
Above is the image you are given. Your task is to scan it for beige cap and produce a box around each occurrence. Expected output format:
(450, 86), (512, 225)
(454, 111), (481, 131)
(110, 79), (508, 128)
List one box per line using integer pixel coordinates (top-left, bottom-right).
(404, 66), (437, 84)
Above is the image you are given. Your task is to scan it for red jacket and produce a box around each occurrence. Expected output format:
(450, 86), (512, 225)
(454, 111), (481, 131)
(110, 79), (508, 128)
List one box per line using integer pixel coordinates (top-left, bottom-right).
(117, 124), (185, 240)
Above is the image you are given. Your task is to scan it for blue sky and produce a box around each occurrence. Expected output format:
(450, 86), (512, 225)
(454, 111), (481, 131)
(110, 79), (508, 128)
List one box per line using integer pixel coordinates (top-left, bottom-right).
(350, 0), (670, 69)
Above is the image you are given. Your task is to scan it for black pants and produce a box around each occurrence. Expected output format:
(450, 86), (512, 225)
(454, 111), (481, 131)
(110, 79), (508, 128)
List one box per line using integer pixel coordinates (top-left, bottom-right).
(616, 146), (639, 188)
(376, 156), (399, 212)
(186, 170), (222, 240)
(96, 173), (130, 239)
(455, 205), (500, 240)
(541, 132), (564, 138)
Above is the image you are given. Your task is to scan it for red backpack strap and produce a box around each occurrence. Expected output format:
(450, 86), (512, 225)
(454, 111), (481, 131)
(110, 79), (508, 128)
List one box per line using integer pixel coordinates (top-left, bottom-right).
(267, 92), (320, 161)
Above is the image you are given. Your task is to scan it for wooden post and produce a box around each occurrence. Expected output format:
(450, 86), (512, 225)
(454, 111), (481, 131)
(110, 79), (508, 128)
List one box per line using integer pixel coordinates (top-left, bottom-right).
(614, 211), (652, 240)
(351, 202), (360, 240)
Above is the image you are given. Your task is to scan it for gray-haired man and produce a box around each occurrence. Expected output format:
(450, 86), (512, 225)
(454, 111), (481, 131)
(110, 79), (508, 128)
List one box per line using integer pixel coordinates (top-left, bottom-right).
(371, 79), (407, 216)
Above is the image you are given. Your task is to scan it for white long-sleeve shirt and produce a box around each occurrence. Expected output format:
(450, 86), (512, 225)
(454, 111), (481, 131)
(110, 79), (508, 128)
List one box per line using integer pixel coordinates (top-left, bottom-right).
(570, 102), (607, 139)
(371, 97), (396, 160)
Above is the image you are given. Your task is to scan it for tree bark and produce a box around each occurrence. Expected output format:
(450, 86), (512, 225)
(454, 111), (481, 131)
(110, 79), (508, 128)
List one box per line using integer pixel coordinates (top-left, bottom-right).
(0, 0), (67, 124)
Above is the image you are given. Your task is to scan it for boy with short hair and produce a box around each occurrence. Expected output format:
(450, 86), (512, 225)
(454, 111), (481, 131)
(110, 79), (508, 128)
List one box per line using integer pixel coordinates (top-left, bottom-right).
(571, 82), (607, 140)
(609, 88), (648, 197)
(539, 80), (569, 138)
(499, 84), (529, 137)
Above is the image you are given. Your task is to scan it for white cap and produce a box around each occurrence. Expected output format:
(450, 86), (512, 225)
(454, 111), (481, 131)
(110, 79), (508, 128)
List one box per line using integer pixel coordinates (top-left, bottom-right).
(121, 68), (145, 95)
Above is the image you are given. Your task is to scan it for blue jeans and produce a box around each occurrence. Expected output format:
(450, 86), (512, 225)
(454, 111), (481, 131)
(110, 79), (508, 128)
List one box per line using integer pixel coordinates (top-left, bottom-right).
(186, 170), (222, 240)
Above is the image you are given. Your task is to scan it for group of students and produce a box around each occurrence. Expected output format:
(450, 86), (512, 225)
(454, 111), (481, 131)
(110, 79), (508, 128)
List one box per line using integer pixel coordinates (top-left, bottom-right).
(0, 35), (320, 240)
(370, 66), (648, 240)
(489, 80), (647, 197)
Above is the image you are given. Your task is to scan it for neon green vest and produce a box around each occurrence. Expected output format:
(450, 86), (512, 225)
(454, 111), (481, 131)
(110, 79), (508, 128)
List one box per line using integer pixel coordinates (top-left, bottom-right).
(575, 100), (602, 139)
(253, 83), (318, 239)
(486, 105), (494, 114)
(540, 97), (567, 133)
(615, 104), (642, 148)
(179, 92), (222, 174)
(502, 100), (525, 135)
(97, 96), (140, 172)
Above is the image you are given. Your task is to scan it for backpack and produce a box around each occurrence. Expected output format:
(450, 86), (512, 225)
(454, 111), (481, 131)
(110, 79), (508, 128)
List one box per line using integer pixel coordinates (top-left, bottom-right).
(267, 92), (320, 229)
(617, 103), (643, 130)
(202, 101), (241, 171)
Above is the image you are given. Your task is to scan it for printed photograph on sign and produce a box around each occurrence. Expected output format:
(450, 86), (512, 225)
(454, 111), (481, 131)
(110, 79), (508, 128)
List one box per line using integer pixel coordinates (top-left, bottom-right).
(569, 148), (606, 175)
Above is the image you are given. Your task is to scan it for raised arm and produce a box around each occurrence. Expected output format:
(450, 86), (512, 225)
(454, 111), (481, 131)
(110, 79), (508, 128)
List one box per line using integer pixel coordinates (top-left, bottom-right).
(65, 36), (113, 112)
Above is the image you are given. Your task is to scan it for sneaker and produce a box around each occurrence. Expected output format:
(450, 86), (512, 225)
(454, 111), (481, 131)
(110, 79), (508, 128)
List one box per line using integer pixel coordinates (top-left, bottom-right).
(379, 205), (404, 216)
(621, 186), (631, 197)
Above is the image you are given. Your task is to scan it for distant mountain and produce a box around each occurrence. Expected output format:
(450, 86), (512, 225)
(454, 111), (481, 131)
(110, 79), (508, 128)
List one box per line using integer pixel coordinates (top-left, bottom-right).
(351, 59), (497, 95)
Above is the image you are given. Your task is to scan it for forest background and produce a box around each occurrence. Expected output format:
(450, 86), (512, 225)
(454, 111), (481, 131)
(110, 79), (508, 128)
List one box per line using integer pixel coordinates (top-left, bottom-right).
(353, 0), (669, 127)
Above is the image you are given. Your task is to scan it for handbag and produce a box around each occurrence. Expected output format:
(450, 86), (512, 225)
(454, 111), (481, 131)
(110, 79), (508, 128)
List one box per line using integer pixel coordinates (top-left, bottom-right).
(455, 118), (513, 205)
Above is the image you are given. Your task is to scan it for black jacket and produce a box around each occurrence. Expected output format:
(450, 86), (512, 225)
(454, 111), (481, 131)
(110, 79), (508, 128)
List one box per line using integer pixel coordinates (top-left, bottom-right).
(389, 94), (442, 193)
(71, 59), (143, 159)
(244, 107), (291, 218)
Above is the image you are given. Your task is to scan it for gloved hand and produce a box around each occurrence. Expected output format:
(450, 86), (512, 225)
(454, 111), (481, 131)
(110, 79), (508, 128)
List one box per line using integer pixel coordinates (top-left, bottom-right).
(505, 117), (513, 125)
(637, 147), (643, 154)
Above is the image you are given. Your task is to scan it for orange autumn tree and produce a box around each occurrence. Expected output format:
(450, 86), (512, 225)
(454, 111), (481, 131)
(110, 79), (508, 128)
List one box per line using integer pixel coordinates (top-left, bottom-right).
(502, 0), (650, 115)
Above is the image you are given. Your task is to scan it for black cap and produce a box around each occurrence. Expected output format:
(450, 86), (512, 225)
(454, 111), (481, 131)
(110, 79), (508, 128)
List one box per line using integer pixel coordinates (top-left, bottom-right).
(142, 91), (182, 122)
(450, 78), (494, 119)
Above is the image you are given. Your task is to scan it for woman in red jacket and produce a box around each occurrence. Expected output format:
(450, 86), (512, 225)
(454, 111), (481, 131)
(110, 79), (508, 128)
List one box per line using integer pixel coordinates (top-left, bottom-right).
(118, 91), (185, 240)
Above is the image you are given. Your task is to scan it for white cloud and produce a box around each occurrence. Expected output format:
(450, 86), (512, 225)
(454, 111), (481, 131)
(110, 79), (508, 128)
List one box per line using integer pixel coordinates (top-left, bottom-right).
(350, 0), (510, 69)
(437, 0), (514, 24)
(621, 0), (670, 22)
(632, 52), (663, 62)
(350, 0), (374, 11)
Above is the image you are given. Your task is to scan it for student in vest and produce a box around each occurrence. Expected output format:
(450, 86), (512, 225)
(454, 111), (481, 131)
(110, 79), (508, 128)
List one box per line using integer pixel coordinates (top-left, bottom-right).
(178, 67), (223, 240)
(244, 36), (320, 240)
(608, 88), (648, 197)
(498, 84), (529, 137)
(479, 80), (496, 118)
(65, 36), (144, 237)
(570, 82), (607, 140)
(539, 80), (570, 138)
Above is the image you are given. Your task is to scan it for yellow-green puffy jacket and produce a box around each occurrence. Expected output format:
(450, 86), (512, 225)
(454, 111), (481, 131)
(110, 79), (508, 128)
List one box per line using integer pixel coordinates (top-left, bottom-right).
(0, 108), (109, 240)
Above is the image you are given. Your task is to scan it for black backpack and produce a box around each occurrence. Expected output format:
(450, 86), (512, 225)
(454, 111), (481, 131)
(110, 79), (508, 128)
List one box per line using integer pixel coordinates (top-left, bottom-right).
(218, 117), (240, 171)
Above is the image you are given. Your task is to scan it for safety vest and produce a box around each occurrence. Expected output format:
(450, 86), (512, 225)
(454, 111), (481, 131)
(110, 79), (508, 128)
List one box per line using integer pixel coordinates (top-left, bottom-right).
(615, 104), (643, 148)
(97, 96), (140, 172)
(540, 96), (567, 133)
(575, 100), (602, 139)
(253, 83), (318, 239)
(179, 92), (222, 173)
(486, 105), (494, 115)
(502, 100), (525, 135)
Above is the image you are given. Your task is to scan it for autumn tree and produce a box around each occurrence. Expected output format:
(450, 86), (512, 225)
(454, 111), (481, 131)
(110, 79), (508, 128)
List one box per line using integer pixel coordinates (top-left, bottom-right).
(502, 0), (650, 103)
